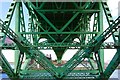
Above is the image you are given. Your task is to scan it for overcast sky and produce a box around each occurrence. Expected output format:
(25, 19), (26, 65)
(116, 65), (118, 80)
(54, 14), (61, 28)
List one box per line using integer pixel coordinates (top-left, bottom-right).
(0, 0), (120, 63)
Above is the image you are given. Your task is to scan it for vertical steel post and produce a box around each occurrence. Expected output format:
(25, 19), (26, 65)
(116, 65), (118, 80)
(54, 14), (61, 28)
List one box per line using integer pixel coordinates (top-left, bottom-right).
(98, 2), (104, 70)
(14, 2), (20, 72)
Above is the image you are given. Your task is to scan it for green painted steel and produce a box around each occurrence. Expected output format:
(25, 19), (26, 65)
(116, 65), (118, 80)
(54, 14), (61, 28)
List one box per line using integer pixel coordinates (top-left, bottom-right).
(24, 1), (98, 62)
(0, 52), (16, 79)
(2, 42), (120, 50)
(2, 0), (16, 47)
(14, 2), (21, 74)
(58, 16), (120, 78)
(1, 20), (59, 77)
(0, 0), (120, 80)
(99, 49), (120, 79)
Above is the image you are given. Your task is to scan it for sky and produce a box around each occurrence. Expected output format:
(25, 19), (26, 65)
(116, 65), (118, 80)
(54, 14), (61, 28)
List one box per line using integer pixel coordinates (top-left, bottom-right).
(0, 0), (120, 64)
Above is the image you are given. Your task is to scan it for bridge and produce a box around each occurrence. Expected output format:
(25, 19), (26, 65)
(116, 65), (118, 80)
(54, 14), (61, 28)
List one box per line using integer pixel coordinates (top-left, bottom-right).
(0, 0), (120, 80)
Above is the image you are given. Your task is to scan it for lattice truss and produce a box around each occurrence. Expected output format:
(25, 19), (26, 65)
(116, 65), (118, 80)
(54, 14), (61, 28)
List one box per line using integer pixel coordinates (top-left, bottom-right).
(0, 0), (120, 80)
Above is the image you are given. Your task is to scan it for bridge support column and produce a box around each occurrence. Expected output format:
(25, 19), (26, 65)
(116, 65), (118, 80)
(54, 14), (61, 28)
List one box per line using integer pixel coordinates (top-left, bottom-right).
(14, 2), (20, 73)
(98, 2), (104, 70)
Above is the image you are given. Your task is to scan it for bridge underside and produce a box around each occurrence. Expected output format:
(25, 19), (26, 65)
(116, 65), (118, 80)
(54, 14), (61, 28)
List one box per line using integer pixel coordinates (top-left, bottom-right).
(0, 0), (120, 80)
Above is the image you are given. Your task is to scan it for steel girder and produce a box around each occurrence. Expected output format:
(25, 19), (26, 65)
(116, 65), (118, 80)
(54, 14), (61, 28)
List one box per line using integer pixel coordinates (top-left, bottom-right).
(2, 42), (120, 50)
(0, 52), (17, 79)
(1, 19), (59, 77)
(1, 13), (120, 79)
(0, 0), (120, 80)
(23, 0), (99, 62)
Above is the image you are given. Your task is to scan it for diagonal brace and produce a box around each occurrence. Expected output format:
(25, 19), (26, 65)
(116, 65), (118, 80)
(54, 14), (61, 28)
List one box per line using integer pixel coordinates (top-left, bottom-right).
(27, 2), (58, 32)
(38, 12), (58, 32)
(60, 12), (79, 32)
(0, 53), (16, 79)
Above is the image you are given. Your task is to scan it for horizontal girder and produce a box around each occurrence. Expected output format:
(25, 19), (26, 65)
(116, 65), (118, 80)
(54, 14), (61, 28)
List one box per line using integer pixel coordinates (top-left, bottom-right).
(2, 42), (120, 50)
(20, 70), (99, 80)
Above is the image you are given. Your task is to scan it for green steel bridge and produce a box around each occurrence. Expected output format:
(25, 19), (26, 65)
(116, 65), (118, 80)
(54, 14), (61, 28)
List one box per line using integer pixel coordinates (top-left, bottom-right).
(0, 0), (120, 79)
